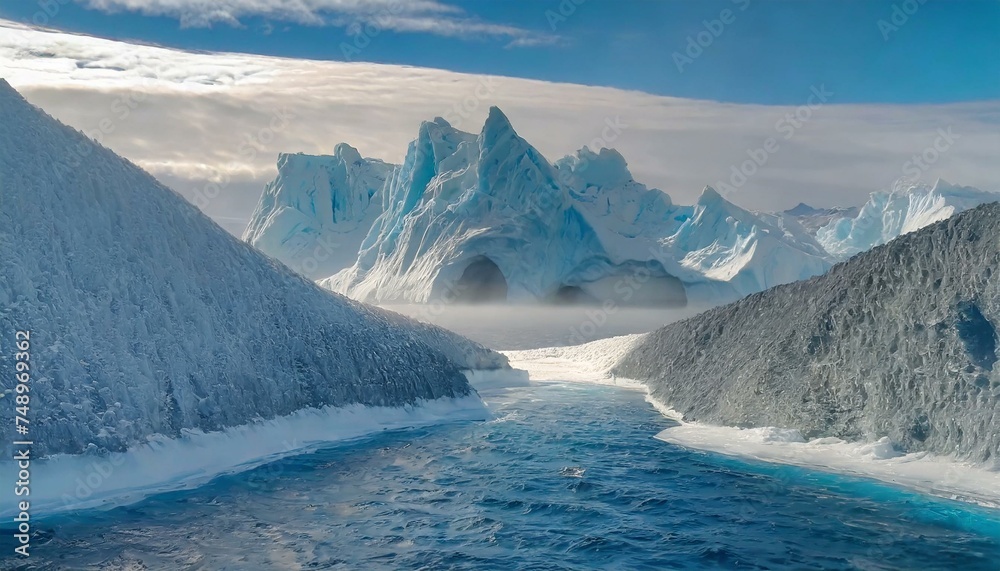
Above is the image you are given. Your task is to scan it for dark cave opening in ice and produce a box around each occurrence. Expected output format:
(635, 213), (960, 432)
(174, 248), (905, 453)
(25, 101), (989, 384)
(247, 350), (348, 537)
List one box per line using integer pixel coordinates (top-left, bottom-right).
(547, 285), (600, 305)
(454, 256), (508, 303)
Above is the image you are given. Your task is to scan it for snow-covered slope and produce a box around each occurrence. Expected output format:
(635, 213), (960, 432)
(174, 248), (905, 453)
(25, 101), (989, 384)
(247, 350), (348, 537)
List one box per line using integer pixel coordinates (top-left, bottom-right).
(0, 80), (507, 458)
(816, 179), (998, 260)
(318, 107), (833, 305)
(613, 202), (1000, 462)
(666, 188), (832, 297)
(243, 144), (393, 278)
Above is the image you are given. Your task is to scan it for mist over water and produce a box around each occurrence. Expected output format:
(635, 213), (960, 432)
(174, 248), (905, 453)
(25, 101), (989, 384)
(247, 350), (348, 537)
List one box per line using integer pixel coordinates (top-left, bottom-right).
(382, 304), (709, 350)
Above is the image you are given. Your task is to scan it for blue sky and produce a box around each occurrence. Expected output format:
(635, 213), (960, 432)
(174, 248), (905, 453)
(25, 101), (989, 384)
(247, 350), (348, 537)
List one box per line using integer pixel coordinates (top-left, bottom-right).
(1, 0), (997, 105)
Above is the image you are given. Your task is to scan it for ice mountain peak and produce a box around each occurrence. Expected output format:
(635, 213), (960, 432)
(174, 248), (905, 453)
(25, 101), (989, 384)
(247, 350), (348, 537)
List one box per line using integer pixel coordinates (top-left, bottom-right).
(431, 116), (452, 128)
(931, 177), (952, 191)
(478, 106), (529, 157)
(243, 141), (395, 278)
(332, 142), (364, 164)
(697, 186), (726, 206)
(556, 146), (634, 193)
(816, 177), (999, 260)
(784, 202), (821, 216)
(482, 105), (514, 137)
(0, 77), (16, 97)
(319, 109), (836, 305)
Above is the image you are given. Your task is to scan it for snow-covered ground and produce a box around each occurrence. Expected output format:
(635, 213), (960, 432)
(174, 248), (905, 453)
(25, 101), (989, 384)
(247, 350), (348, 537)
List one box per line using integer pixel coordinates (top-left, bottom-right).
(614, 202), (1000, 462)
(654, 424), (1000, 510)
(502, 335), (646, 385)
(0, 395), (488, 518)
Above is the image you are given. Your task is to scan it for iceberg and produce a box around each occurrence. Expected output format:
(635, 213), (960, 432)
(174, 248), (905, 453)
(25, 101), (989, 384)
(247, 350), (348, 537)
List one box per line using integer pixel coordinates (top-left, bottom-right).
(295, 107), (835, 305)
(815, 179), (998, 260)
(243, 144), (394, 279)
(245, 110), (999, 304)
(783, 203), (860, 234)
(0, 79), (508, 473)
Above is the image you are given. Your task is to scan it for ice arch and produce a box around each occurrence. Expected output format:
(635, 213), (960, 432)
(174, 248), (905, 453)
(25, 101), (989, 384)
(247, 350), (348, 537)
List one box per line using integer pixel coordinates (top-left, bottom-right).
(454, 256), (508, 303)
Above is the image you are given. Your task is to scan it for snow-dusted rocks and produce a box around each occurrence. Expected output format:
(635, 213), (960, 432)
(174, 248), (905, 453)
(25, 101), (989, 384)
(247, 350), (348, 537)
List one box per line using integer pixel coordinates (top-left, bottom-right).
(0, 80), (506, 458)
(243, 144), (393, 279)
(815, 179), (998, 260)
(614, 202), (1000, 462)
(316, 107), (834, 305)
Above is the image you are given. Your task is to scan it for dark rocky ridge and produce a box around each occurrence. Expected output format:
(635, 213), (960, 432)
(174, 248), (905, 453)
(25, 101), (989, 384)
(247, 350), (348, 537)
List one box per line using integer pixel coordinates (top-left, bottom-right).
(614, 202), (1000, 462)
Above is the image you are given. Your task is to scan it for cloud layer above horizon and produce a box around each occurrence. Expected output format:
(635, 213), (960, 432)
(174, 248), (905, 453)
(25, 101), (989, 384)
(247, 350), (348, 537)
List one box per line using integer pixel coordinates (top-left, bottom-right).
(74, 0), (559, 46)
(2, 19), (998, 235)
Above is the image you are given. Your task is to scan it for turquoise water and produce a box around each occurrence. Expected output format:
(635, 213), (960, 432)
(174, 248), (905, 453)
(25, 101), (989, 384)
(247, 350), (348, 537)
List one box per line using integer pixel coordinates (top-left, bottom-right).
(5, 382), (1000, 570)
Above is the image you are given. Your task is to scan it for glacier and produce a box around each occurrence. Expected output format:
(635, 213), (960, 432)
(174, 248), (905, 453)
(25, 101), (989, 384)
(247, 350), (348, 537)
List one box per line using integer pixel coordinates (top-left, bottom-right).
(247, 110), (998, 307)
(815, 178), (999, 260)
(783, 203), (860, 234)
(0, 79), (509, 464)
(611, 201), (1000, 463)
(243, 144), (394, 279)
(300, 107), (834, 305)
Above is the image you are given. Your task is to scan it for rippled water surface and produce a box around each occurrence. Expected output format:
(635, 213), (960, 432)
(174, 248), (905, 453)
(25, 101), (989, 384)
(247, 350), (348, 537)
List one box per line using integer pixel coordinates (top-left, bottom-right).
(8, 383), (1000, 570)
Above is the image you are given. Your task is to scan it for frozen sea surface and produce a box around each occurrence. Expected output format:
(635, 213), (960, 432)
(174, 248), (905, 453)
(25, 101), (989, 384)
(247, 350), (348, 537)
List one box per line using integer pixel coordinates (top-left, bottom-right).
(4, 382), (1000, 570)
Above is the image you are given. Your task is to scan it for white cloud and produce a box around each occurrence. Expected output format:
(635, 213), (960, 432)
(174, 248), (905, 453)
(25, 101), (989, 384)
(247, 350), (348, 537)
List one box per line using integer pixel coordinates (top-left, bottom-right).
(2, 20), (998, 234)
(73, 0), (557, 46)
